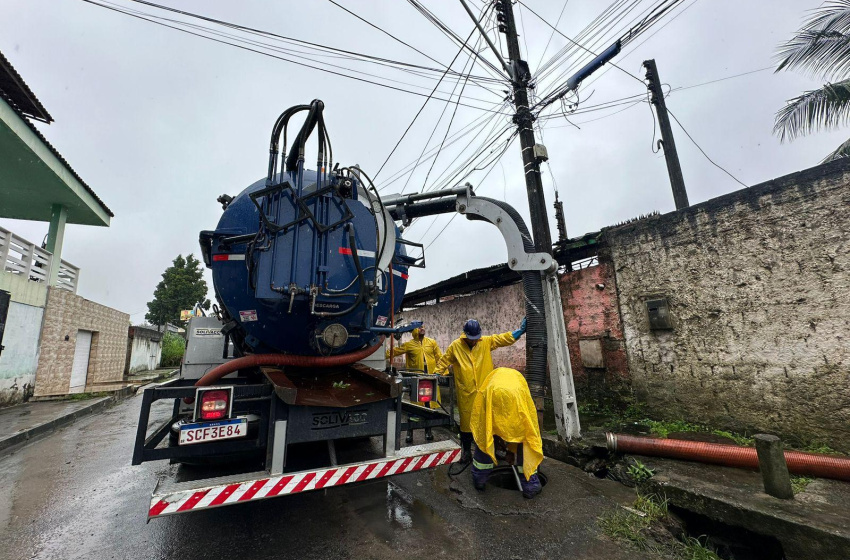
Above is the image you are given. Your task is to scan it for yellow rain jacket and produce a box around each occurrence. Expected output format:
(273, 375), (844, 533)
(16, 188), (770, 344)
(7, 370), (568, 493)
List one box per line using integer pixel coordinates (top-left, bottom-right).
(434, 331), (517, 432)
(387, 329), (444, 408)
(470, 368), (543, 480)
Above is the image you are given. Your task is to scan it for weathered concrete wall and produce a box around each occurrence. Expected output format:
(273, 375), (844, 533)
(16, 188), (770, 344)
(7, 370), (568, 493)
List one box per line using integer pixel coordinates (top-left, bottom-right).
(560, 263), (630, 406)
(0, 271), (48, 406)
(34, 287), (130, 396)
(0, 270), (48, 307)
(126, 326), (162, 374)
(0, 301), (43, 406)
(605, 160), (850, 450)
(401, 282), (527, 372)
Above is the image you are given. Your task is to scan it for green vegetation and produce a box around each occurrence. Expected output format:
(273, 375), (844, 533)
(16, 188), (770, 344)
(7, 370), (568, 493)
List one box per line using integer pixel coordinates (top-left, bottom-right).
(627, 459), (655, 484)
(599, 494), (721, 559)
(160, 331), (186, 368)
(773, 1), (850, 162)
(801, 442), (841, 455)
(145, 254), (210, 328)
(791, 475), (814, 495)
(598, 494), (664, 550)
(65, 391), (110, 401)
(681, 537), (723, 560)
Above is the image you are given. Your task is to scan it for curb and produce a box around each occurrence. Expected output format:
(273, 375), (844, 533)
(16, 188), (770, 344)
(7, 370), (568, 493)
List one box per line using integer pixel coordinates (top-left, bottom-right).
(0, 389), (135, 458)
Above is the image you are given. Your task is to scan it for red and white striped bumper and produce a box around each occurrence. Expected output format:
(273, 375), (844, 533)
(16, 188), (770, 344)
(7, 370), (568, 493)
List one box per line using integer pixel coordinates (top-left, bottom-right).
(148, 440), (460, 519)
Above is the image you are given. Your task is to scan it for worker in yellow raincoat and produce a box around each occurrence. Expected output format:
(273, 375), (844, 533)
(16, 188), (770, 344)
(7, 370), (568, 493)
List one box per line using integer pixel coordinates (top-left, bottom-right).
(469, 367), (543, 498)
(386, 324), (444, 442)
(434, 317), (526, 462)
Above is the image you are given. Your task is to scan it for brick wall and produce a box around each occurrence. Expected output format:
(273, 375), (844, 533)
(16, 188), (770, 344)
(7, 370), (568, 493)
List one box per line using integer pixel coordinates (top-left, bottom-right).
(560, 263), (630, 406)
(605, 160), (850, 450)
(34, 287), (130, 396)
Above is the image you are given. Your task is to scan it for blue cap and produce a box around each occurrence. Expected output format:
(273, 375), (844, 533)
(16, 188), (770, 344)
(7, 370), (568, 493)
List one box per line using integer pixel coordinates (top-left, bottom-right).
(463, 319), (482, 340)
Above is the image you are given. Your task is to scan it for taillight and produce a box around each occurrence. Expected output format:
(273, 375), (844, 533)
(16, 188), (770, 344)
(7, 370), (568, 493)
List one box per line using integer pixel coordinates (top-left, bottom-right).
(200, 390), (229, 420)
(417, 380), (434, 403)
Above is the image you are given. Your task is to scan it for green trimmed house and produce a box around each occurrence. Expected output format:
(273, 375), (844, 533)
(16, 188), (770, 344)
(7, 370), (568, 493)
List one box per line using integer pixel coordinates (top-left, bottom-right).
(0, 50), (129, 405)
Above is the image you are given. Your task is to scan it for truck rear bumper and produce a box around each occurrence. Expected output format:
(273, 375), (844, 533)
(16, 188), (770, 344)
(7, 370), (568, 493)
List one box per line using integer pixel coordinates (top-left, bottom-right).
(149, 440), (460, 519)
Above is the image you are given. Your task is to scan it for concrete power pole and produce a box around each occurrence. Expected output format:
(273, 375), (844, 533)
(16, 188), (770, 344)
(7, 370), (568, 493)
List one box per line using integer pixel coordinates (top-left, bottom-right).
(643, 59), (689, 210)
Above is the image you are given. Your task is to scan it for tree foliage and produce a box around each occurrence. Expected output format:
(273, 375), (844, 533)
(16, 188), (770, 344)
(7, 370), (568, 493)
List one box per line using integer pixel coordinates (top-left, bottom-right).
(775, 1), (850, 161)
(145, 254), (210, 328)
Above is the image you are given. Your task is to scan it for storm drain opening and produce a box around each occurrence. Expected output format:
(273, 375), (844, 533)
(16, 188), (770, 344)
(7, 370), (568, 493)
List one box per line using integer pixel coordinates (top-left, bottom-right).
(485, 466), (549, 491)
(669, 506), (785, 560)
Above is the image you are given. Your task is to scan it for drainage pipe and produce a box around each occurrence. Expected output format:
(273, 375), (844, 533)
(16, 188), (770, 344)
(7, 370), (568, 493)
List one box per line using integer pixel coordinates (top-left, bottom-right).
(607, 433), (850, 482)
(194, 337), (385, 388)
(475, 196), (548, 400)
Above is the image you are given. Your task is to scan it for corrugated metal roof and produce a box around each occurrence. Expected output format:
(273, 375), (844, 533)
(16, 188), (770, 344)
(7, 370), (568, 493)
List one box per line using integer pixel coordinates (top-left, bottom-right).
(0, 50), (52, 123)
(0, 50), (114, 218)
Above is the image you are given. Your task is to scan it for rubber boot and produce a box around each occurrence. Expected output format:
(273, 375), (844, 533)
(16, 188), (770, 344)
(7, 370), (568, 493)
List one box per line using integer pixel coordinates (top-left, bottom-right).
(406, 429), (414, 444)
(521, 474), (542, 499)
(425, 427), (434, 442)
(471, 447), (494, 491)
(460, 432), (473, 464)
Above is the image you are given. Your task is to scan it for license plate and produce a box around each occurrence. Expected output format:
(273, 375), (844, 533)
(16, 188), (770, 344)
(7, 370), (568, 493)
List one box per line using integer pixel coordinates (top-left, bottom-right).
(179, 418), (247, 445)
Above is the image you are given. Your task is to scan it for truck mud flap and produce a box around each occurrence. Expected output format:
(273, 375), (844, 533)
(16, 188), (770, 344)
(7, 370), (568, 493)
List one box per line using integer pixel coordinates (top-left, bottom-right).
(148, 440), (460, 519)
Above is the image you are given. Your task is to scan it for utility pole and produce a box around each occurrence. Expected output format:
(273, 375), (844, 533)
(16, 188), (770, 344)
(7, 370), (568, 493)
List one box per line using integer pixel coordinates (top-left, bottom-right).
(497, 0), (554, 254)
(643, 59), (689, 210)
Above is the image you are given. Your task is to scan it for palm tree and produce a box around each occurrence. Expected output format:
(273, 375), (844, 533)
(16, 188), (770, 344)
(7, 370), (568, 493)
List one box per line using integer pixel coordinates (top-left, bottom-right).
(774, 0), (850, 161)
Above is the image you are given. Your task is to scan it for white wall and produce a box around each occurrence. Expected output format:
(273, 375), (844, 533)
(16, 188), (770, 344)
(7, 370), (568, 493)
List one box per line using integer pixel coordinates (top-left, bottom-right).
(0, 301), (44, 405)
(128, 335), (161, 373)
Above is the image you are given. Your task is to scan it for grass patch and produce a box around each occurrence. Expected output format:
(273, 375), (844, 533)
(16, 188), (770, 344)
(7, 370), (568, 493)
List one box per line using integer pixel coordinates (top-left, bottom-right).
(791, 475), (814, 495)
(681, 536), (723, 560)
(65, 392), (110, 401)
(600, 494), (722, 559)
(800, 442), (842, 455)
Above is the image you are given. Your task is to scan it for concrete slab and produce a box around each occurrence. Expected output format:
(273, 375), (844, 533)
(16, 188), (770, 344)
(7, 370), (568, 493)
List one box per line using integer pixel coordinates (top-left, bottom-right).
(0, 397), (111, 456)
(126, 368), (177, 386)
(638, 455), (850, 560)
(389, 437), (677, 559)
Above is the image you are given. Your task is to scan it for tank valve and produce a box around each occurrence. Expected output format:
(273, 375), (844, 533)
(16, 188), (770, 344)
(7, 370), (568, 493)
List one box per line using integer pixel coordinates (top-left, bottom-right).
(287, 283), (302, 314)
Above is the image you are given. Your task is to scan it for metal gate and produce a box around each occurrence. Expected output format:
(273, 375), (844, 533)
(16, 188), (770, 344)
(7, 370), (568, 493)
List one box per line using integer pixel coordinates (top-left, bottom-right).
(70, 330), (92, 393)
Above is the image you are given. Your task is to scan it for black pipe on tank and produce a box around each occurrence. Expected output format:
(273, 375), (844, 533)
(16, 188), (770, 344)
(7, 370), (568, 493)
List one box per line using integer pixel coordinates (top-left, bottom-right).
(286, 100), (324, 172)
(388, 198), (457, 222)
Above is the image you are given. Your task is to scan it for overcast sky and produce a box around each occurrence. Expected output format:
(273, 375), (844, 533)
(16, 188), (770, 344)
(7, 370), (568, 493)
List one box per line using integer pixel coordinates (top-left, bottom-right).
(2, 0), (845, 323)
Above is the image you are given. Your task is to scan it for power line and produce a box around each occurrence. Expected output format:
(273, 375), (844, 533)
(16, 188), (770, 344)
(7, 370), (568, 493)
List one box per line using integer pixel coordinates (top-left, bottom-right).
(420, 133), (516, 249)
(324, 0), (456, 74)
(399, 32), (481, 195)
(373, 24), (484, 181)
(533, 0), (571, 72)
(377, 104), (508, 190)
(125, 0), (502, 88)
(666, 107), (748, 188)
(405, 0), (507, 80)
(81, 0), (507, 112)
(672, 66), (772, 93)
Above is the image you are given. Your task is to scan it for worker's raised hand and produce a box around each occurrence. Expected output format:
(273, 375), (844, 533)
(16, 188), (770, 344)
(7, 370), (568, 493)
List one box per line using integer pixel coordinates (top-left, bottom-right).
(512, 317), (527, 340)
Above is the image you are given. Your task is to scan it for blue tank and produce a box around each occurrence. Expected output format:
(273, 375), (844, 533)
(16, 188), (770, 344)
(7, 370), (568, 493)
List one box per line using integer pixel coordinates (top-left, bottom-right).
(200, 168), (409, 356)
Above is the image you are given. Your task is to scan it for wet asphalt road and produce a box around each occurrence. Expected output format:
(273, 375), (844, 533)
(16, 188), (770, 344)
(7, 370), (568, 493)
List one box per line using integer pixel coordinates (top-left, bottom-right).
(0, 393), (666, 560)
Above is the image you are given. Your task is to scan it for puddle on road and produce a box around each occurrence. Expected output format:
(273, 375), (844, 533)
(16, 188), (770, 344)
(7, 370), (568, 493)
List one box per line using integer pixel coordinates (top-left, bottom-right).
(344, 481), (447, 543)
